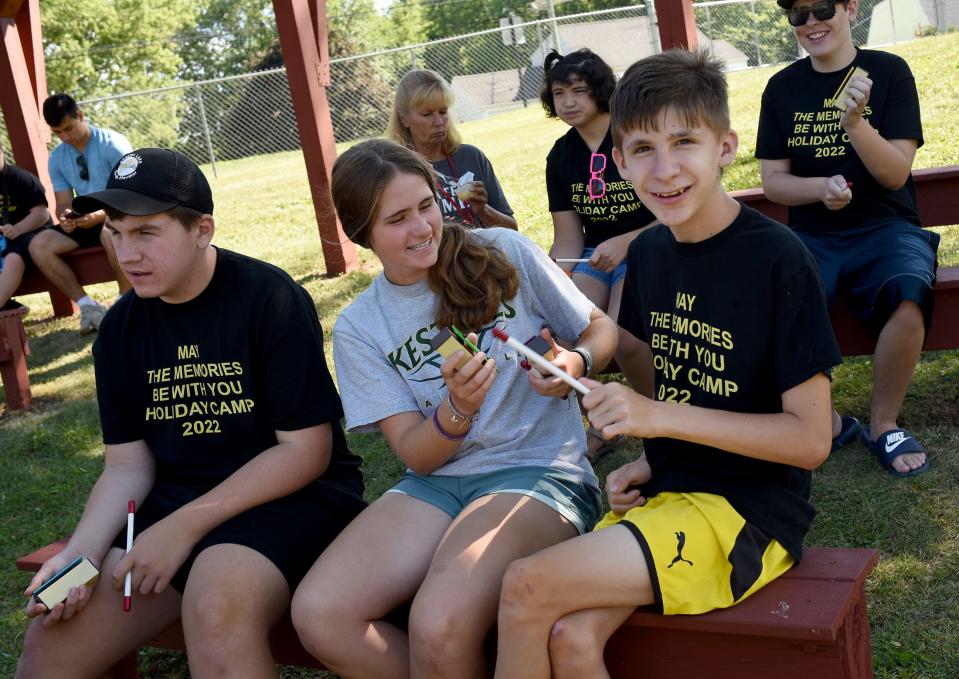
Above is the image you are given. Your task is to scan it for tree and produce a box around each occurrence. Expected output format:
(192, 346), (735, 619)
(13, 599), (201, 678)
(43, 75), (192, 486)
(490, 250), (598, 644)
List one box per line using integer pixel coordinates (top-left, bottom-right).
(40, 0), (197, 147)
(177, 0), (279, 82)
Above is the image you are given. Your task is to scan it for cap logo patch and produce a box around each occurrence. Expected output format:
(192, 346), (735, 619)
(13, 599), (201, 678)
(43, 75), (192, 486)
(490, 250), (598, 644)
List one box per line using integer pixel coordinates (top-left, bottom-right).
(114, 153), (142, 180)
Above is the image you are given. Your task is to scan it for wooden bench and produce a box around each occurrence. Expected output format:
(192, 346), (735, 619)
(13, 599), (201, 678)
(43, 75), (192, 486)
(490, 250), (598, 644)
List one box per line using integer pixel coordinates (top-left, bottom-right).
(606, 547), (878, 678)
(0, 303), (31, 410)
(731, 164), (959, 356)
(13, 245), (115, 318)
(18, 540), (875, 678)
(1, 245), (114, 410)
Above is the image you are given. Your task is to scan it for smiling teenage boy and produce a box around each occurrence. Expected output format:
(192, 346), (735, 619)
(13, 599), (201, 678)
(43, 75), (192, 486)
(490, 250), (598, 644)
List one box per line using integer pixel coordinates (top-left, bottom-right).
(756, 0), (934, 477)
(494, 49), (840, 679)
(16, 148), (365, 678)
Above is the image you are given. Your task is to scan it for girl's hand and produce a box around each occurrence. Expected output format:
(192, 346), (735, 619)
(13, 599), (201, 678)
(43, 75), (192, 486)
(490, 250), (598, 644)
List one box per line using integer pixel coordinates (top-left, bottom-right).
(441, 332), (496, 415)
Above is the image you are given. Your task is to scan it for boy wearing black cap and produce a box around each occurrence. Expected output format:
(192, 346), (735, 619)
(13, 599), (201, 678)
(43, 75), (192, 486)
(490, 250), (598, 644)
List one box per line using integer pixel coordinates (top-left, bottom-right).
(756, 0), (934, 477)
(17, 148), (366, 677)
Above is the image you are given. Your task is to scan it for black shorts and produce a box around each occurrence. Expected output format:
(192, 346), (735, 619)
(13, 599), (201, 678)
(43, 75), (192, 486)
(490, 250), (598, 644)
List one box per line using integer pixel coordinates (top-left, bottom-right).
(111, 481), (367, 594)
(48, 223), (104, 250)
(1, 230), (41, 274)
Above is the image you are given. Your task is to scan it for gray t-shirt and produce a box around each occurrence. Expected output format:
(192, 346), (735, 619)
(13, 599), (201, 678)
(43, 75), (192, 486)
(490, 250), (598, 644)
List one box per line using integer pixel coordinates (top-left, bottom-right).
(334, 228), (597, 485)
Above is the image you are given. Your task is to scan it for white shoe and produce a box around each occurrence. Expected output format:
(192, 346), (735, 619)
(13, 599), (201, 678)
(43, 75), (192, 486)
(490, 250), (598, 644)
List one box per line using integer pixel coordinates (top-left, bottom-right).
(78, 302), (108, 335)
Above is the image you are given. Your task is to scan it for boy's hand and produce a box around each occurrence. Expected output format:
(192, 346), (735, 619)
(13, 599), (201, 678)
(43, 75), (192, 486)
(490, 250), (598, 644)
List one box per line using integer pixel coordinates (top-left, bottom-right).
(112, 513), (198, 596)
(581, 378), (662, 439)
(1, 223), (18, 239)
(840, 74), (872, 129)
(441, 332), (495, 417)
(23, 549), (98, 627)
(821, 175), (852, 211)
(606, 456), (652, 515)
(527, 328), (582, 398)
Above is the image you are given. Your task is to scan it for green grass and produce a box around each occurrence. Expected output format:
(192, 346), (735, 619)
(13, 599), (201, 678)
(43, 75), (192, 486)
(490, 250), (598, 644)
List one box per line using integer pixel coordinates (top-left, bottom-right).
(2, 32), (959, 677)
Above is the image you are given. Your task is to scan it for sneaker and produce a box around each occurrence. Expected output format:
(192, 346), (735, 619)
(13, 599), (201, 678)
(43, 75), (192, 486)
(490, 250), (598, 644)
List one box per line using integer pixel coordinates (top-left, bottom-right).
(78, 302), (108, 335)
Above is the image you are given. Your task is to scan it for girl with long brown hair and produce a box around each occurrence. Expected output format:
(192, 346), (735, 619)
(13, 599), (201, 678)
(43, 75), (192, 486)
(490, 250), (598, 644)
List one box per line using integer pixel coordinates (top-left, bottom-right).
(291, 139), (617, 679)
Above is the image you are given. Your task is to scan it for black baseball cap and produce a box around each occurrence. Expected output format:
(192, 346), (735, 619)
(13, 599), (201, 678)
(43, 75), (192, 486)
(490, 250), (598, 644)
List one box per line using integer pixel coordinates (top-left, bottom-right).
(73, 148), (214, 216)
(777, 0), (793, 7)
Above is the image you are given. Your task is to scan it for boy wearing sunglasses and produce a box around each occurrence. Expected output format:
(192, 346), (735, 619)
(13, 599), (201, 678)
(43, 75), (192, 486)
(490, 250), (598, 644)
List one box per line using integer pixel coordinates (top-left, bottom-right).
(756, 0), (934, 477)
(29, 94), (133, 333)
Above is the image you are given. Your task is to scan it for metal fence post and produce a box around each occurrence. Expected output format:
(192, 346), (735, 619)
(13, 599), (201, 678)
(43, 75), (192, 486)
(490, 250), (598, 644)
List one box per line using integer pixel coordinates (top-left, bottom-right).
(889, 0), (898, 43)
(194, 84), (218, 179)
(750, 0), (761, 66)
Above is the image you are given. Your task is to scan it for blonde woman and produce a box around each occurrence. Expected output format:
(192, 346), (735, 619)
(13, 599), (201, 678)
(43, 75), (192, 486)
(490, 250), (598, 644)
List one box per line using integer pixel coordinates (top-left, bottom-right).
(387, 69), (516, 229)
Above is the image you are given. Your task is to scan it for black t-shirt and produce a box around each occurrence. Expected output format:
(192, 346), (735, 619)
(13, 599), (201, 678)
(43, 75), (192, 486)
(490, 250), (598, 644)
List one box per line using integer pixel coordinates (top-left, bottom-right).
(93, 248), (362, 497)
(546, 126), (655, 248)
(619, 206), (841, 559)
(0, 163), (52, 229)
(756, 48), (923, 231)
(431, 144), (513, 227)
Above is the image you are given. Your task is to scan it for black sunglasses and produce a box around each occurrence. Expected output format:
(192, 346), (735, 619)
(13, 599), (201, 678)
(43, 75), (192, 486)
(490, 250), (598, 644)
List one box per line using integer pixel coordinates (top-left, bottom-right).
(76, 155), (89, 181)
(786, 0), (839, 27)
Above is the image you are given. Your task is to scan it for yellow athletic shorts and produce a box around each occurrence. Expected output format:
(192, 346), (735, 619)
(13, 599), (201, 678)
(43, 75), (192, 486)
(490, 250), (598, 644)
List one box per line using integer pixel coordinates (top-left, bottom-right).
(595, 491), (795, 615)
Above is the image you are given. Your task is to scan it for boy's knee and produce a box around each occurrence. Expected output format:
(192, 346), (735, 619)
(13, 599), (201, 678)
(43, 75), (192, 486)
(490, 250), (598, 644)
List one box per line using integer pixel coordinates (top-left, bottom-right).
(548, 615), (605, 673)
(2, 252), (25, 274)
(182, 588), (266, 645)
(499, 556), (549, 623)
(27, 232), (53, 258)
(17, 623), (76, 679)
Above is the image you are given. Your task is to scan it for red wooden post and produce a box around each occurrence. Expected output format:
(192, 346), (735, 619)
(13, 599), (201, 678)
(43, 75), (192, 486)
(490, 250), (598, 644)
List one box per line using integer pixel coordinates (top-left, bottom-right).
(273, 0), (358, 276)
(655, 0), (699, 51)
(0, 306), (32, 410)
(0, 0), (54, 211)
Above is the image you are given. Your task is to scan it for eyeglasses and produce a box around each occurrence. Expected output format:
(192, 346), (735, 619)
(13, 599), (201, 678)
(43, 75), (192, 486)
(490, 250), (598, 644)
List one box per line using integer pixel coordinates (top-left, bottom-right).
(76, 155), (89, 181)
(786, 0), (838, 27)
(588, 152), (606, 200)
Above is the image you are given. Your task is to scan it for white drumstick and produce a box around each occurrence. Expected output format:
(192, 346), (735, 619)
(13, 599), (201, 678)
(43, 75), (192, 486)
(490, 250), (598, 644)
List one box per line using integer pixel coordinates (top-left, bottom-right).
(492, 328), (591, 395)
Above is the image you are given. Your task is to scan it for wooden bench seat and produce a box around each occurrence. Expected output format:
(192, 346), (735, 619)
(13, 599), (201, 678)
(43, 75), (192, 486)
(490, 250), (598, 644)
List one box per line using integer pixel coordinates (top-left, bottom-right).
(731, 164), (959, 356)
(605, 547), (878, 678)
(13, 245), (115, 318)
(17, 540), (875, 678)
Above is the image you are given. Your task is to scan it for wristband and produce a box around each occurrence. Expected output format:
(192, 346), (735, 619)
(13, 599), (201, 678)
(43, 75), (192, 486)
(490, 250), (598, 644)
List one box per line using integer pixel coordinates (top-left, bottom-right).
(572, 347), (593, 379)
(446, 395), (475, 424)
(432, 407), (469, 441)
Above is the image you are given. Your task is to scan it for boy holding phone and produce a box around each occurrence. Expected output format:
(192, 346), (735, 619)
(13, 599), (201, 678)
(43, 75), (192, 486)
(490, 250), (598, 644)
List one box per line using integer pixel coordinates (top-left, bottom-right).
(494, 49), (840, 677)
(16, 148), (366, 678)
(27, 94), (133, 333)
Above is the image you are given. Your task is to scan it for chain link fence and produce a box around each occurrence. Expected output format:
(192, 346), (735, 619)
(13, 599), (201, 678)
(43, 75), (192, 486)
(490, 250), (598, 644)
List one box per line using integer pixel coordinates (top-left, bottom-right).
(2, 0), (952, 173)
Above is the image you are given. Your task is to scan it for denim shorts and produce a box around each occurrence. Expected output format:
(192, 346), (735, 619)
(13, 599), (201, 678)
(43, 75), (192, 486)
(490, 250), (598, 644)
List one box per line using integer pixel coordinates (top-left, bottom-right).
(572, 247), (628, 287)
(795, 219), (939, 333)
(387, 465), (602, 535)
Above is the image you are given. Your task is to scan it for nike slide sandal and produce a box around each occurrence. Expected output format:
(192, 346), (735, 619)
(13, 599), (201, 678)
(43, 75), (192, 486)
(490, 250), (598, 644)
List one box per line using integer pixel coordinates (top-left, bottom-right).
(860, 427), (929, 478)
(831, 415), (862, 453)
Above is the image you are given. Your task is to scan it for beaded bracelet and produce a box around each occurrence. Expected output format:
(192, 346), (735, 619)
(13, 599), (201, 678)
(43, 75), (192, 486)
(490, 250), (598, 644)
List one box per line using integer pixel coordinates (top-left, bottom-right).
(432, 407), (469, 441)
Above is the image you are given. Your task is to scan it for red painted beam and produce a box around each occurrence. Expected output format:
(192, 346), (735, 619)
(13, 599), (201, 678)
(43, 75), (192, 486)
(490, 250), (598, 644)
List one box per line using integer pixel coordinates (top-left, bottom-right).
(273, 0), (358, 276)
(655, 0), (698, 51)
(0, 0), (53, 211)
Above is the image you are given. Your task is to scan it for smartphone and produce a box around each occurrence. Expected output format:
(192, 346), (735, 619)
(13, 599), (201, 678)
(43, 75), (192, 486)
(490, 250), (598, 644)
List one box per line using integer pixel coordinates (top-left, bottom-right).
(32, 556), (100, 609)
(61, 209), (82, 221)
